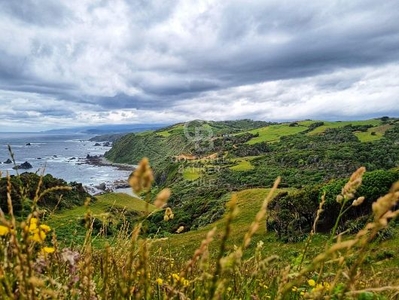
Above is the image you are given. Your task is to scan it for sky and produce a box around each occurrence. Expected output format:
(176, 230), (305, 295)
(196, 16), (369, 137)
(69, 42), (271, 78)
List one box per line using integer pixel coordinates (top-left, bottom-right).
(0, 0), (399, 132)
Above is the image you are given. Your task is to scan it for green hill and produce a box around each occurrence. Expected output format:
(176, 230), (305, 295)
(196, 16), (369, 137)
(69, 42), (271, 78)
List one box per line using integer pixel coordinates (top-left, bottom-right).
(5, 117), (397, 244)
(103, 117), (399, 237)
(47, 192), (154, 245)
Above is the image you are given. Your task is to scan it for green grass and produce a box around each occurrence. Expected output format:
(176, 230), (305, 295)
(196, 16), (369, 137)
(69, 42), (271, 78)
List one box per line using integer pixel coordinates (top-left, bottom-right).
(307, 119), (382, 135)
(96, 192), (154, 212)
(354, 124), (392, 142)
(182, 166), (203, 180)
(297, 120), (319, 126)
(156, 186), (399, 277)
(156, 131), (171, 137)
(230, 159), (255, 171)
(246, 123), (309, 144)
(49, 193), (153, 220)
(157, 188), (296, 261)
(136, 130), (155, 136)
(156, 124), (185, 137)
(47, 193), (154, 245)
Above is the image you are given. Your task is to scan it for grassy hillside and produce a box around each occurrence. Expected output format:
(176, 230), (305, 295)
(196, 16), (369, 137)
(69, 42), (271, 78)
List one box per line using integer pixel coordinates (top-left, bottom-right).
(103, 117), (399, 236)
(47, 192), (154, 245)
(155, 186), (399, 275)
(246, 123), (309, 143)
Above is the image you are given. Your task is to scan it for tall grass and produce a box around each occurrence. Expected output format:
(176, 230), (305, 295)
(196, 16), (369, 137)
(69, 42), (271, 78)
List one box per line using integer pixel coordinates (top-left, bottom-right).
(1, 158), (399, 299)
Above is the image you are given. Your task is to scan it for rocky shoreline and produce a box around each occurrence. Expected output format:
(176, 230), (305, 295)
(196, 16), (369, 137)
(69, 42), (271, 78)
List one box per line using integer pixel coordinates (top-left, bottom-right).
(83, 154), (136, 195)
(84, 154), (136, 171)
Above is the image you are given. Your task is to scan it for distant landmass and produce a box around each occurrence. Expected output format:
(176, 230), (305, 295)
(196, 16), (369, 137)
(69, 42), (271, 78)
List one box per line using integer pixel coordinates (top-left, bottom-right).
(43, 123), (169, 135)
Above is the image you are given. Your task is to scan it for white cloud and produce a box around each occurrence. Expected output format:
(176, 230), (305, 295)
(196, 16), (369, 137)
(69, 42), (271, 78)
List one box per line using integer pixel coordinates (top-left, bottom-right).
(0, 0), (399, 131)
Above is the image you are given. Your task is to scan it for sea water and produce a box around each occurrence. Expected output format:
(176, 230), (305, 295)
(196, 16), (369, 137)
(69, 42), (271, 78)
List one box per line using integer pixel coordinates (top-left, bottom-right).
(0, 132), (132, 193)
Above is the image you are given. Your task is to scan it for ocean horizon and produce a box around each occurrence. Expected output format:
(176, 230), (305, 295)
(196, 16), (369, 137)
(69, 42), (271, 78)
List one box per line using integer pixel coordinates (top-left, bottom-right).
(0, 132), (132, 193)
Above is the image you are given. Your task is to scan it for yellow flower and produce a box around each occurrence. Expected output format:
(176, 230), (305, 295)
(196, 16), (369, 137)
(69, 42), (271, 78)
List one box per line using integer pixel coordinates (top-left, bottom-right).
(182, 279), (190, 287)
(28, 222), (38, 232)
(31, 231), (46, 243)
(0, 225), (9, 236)
(39, 224), (51, 233)
(30, 218), (38, 224)
(227, 287), (232, 292)
(171, 273), (180, 282)
(292, 286), (298, 292)
(42, 247), (55, 254)
(308, 279), (316, 287)
(323, 282), (330, 290)
(156, 278), (163, 285)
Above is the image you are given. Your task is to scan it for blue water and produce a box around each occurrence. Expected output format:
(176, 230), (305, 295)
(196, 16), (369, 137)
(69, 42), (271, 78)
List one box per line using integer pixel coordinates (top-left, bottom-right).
(0, 132), (132, 191)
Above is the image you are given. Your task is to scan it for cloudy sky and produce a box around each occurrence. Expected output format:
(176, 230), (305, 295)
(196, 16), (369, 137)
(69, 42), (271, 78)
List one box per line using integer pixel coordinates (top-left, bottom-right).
(1, 0), (399, 131)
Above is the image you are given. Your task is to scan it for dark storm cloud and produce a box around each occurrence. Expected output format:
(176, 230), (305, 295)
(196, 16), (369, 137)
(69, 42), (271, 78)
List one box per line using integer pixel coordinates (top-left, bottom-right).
(0, 0), (399, 130)
(186, 1), (399, 85)
(0, 0), (71, 27)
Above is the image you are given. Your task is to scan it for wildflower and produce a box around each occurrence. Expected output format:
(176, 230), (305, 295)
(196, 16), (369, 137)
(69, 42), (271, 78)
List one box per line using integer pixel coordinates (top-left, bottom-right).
(292, 286), (298, 292)
(29, 222), (38, 232)
(227, 287), (232, 292)
(42, 247), (55, 254)
(257, 240), (264, 249)
(0, 225), (10, 236)
(323, 282), (330, 290)
(156, 278), (163, 285)
(312, 283), (324, 292)
(171, 273), (180, 282)
(39, 224), (51, 233)
(61, 248), (80, 266)
(182, 279), (190, 287)
(31, 230), (46, 243)
(308, 279), (316, 287)
(0, 225), (9, 236)
(164, 207), (174, 221)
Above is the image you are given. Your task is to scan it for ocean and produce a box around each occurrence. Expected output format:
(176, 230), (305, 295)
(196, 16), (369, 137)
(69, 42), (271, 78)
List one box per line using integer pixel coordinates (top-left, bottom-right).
(0, 132), (132, 194)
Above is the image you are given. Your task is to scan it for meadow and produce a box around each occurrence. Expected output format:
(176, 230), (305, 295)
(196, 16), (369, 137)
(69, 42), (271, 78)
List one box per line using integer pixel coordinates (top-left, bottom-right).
(1, 157), (399, 299)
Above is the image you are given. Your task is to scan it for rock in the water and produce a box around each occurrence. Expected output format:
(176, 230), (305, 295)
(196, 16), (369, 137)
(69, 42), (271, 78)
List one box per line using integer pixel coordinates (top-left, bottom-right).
(96, 182), (107, 191)
(13, 161), (33, 170)
(103, 141), (111, 147)
(26, 143), (31, 146)
(3, 158), (12, 164)
(94, 143), (101, 146)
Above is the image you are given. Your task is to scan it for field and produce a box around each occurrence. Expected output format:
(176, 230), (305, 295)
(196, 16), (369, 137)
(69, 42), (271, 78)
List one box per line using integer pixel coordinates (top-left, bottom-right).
(47, 192), (154, 246)
(307, 119), (382, 135)
(246, 123), (309, 143)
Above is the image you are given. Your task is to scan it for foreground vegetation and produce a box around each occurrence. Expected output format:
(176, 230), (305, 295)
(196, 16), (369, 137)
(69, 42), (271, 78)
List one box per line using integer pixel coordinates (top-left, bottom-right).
(1, 158), (399, 299)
